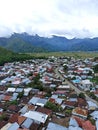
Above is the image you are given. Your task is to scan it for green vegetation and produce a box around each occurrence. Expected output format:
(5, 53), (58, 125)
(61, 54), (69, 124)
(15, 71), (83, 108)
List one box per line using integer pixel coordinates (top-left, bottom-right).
(29, 52), (98, 59)
(27, 74), (44, 91)
(91, 76), (98, 84)
(65, 108), (72, 116)
(17, 91), (24, 99)
(93, 64), (98, 73)
(45, 101), (62, 112)
(78, 92), (85, 99)
(0, 114), (8, 121)
(0, 47), (33, 65)
(9, 100), (18, 105)
(88, 92), (96, 99)
(63, 64), (68, 72)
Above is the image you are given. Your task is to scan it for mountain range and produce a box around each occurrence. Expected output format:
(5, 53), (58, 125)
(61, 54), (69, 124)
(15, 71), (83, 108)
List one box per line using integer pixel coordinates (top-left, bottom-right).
(0, 33), (98, 52)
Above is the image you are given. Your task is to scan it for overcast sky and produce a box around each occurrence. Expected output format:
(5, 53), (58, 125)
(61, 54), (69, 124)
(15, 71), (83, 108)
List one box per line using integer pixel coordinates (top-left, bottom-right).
(0, 0), (98, 38)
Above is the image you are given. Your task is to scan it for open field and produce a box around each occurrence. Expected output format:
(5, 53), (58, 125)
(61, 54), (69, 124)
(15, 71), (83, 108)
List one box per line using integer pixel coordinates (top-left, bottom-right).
(29, 52), (98, 59)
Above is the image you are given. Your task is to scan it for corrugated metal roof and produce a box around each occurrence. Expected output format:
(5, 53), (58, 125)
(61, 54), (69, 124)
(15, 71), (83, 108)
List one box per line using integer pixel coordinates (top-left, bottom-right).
(8, 122), (19, 130)
(69, 117), (79, 127)
(21, 118), (33, 129)
(29, 97), (40, 105)
(68, 126), (83, 130)
(24, 111), (48, 123)
(46, 122), (68, 130)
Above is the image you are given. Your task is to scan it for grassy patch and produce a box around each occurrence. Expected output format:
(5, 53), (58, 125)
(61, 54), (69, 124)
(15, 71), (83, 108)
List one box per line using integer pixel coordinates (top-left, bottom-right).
(29, 52), (98, 59)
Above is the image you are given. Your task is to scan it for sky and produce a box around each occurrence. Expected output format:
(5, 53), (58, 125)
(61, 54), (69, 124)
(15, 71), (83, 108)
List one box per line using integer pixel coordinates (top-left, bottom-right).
(0, 0), (98, 38)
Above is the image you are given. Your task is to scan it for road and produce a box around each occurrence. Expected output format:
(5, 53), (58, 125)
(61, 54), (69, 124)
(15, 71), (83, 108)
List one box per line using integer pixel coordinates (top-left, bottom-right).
(55, 67), (98, 106)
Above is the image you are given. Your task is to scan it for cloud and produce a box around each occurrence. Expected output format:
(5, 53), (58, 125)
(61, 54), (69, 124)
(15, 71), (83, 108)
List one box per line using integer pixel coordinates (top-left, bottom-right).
(0, 0), (98, 38)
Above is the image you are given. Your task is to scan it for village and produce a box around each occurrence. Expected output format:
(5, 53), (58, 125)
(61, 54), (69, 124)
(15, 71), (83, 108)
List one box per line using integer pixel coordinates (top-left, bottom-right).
(0, 56), (98, 130)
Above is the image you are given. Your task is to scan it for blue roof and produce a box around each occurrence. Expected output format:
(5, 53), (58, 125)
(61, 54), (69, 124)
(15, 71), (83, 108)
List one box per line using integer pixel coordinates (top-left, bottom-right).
(72, 79), (81, 83)
(46, 122), (68, 130)
(21, 118), (33, 129)
(8, 122), (19, 130)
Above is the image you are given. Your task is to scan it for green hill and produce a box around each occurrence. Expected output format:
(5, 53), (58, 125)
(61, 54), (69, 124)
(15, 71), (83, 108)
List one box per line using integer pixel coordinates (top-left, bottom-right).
(0, 47), (32, 65)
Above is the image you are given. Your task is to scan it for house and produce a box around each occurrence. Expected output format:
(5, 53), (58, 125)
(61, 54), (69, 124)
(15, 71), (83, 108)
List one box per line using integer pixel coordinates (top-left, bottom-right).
(16, 88), (23, 93)
(49, 98), (55, 103)
(64, 100), (77, 108)
(46, 122), (68, 130)
(72, 107), (88, 119)
(90, 111), (98, 120)
(7, 88), (16, 93)
(11, 80), (21, 86)
(54, 90), (67, 96)
(19, 105), (28, 114)
(10, 93), (18, 101)
(36, 107), (52, 117)
(77, 98), (88, 108)
(29, 97), (47, 107)
(73, 116), (84, 127)
(17, 128), (29, 130)
(21, 118), (33, 129)
(50, 94), (63, 105)
(96, 119), (98, 130)
(24, 88), (32, 96)
(23, 111), (48, 124)
(8, 105), (19, 113)
(7, 122), (19, 130)
(32, 88), (39, 94)
(1, 123), (12, 130)
(57, 84), (70, 90)
(17, 116), (27, 125)
(3, 95), (12, 101)
(36, 98), (47, 107)
(82, 120), (95, 130)
(87, 101), (98, 110)
(1, 122), (19, 130)
(9, 113), (20, 123)
(0, 94), (5, 101)
(68, 126), (83, 130)
(81, 80), (93, 91)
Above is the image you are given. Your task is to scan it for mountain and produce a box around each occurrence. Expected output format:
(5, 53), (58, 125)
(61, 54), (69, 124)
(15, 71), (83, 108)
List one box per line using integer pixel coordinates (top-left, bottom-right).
(0, 33), (98, 52)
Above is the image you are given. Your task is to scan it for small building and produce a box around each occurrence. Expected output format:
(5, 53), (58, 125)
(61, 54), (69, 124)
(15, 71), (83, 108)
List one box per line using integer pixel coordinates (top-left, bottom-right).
(46, 122), (68, 130)
(72, 107), (88, 119)
(23, 111), (48, 124)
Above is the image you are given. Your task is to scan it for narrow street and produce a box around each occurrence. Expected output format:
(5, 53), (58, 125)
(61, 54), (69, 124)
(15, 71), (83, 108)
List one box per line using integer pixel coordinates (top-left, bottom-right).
(55, 67), (98, 106)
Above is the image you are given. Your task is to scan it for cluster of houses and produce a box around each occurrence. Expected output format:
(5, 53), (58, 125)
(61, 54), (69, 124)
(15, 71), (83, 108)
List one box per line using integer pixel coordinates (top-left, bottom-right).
(0, 57), (98, 130)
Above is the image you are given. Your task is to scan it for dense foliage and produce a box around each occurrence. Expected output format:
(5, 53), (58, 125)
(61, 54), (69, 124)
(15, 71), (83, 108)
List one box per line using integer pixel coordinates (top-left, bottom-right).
(0, 47), (33, 65)
(93, 64), (98, 73)
(45, 101), (62, 112)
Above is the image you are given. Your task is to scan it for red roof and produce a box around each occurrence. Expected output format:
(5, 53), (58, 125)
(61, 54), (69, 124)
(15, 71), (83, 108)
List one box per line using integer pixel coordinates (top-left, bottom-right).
(36, 107), (52, 115)
(73, 116), (84, 127)
(72, 107), (88, 117)
(77, 98), (87, 107)
(18, 116), (27, 125)
(64, 101), (77, 107)
(54, 90), (66, 94)
(9, 113), (19, 123)
(3, 95), (11, 101)
(82, 120), (95, 130)
(49, 98), (55, 103)
(94, 91), (98, 94)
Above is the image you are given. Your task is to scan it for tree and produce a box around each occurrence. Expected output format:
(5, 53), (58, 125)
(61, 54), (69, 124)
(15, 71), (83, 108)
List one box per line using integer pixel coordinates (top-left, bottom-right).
(45, 101), (62, 112)
(63, 65), (68, 72)
(93, 64), (98, 73)
(17, 91), (24, 99)
(79, 93), (85, 99)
